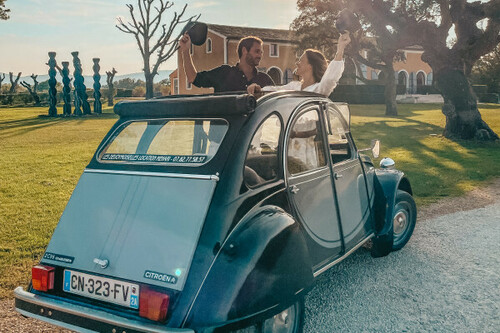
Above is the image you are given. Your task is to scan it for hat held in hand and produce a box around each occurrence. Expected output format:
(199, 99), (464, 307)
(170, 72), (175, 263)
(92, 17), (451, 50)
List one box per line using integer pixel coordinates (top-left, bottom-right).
(181, 21), (208, 46)
(335, 9), (361, 34)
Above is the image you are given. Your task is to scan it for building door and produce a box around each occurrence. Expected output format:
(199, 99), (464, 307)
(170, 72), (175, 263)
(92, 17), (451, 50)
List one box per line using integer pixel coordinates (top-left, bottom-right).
(416, 72), (425, 94)
(398, 72), (408, 94)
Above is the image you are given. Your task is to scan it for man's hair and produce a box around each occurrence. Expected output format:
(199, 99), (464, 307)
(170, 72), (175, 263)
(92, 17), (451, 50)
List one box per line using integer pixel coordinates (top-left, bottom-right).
(237, 36), (263, 58)
(305, 49), (328, 83)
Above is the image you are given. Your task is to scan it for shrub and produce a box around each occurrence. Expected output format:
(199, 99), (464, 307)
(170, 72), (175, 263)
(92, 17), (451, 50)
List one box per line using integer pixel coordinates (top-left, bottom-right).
(132, 86), (146, 97)
(472, 85), (488, 94)
(478, 93), (499, 103)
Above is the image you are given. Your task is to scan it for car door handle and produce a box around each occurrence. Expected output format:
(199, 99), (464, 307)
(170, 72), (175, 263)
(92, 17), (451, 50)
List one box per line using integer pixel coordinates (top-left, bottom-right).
(334, 173), (343, 180)
(290, 185), (300, 194)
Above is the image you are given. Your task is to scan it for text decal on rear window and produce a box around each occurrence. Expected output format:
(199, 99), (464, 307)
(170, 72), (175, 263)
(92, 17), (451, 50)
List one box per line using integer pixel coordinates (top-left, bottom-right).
(101, 153), (207, 164)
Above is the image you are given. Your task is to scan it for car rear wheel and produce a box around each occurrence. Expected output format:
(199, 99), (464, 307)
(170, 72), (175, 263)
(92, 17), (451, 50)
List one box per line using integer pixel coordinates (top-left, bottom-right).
(230, 299), (304, 333)
(392, 190), (417, 251)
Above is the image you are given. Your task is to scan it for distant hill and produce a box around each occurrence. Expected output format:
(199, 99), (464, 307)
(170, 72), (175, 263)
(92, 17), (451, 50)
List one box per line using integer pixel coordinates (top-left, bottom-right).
(0, 70), (173, 86)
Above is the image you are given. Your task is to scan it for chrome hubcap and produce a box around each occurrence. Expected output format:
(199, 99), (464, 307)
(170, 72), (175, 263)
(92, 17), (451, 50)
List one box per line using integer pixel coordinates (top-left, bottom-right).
(262, 304), (296, 333)
(393, 210), (408, 235)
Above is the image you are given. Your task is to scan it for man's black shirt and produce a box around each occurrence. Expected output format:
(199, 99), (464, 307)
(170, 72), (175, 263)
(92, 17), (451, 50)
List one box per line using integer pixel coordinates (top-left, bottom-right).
(193, 63), (275, 93)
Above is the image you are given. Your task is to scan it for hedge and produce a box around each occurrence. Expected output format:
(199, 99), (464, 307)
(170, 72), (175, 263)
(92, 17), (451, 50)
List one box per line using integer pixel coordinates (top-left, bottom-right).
(477, 93), (499, 103)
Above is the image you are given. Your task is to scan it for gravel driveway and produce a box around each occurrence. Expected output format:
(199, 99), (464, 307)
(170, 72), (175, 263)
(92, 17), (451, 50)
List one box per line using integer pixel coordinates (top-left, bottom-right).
(2, 180), (500, 332)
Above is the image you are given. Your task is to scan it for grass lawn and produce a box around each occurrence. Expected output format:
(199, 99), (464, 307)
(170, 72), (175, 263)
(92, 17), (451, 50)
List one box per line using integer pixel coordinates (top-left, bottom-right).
(0, 102), (499, 298)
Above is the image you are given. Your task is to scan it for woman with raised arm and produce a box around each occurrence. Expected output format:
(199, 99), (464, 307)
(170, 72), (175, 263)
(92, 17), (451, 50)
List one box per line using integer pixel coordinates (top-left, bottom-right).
(248, 32), (351, 96)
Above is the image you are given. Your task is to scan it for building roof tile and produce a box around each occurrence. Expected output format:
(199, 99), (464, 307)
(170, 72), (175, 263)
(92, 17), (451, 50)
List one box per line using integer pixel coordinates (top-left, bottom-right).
(207, 23), (298, 43)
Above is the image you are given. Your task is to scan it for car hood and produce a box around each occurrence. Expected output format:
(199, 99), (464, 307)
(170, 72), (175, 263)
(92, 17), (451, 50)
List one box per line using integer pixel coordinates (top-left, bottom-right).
(41, 169), (217, 291)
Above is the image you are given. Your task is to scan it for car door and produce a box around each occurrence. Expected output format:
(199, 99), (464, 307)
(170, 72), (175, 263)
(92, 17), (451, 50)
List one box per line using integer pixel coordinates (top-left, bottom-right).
(326, 105), (372, 249)
(285, 106), (342, 265)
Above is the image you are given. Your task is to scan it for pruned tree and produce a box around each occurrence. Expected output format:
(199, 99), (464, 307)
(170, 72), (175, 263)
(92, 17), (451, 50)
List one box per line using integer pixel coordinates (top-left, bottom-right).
(9, 72), (21, 94)
(345, 0), (499, 140)
(0, 73), (5, 92)
(0, 0), (10, 20)
(292, 0), (406, 115)
(106, 68), (117, 106)
(116, 0), (199, 99)
(20, 74), (41, 106)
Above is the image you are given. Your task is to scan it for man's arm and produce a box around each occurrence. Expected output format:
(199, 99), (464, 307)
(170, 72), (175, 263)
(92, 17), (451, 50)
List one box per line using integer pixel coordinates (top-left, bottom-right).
(179, 33), (197, 84)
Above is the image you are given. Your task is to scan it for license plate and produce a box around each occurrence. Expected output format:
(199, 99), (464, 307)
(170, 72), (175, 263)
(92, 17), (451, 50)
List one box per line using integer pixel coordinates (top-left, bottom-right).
(63, 270), (139, 309)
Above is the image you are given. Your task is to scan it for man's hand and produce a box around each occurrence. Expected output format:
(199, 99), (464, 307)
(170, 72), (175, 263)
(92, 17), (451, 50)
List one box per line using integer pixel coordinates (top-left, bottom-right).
(337, 32), (351, 51)
(179, 33), (191, 53)
(247, 83), (263, 97)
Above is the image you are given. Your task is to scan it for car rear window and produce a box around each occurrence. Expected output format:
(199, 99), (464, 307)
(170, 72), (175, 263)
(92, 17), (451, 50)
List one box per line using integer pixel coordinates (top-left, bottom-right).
(98, 119), (228, 166)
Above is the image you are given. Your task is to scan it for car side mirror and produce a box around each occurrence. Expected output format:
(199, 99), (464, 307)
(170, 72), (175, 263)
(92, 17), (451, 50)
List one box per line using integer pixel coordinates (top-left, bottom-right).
(359, 139), (380, 158)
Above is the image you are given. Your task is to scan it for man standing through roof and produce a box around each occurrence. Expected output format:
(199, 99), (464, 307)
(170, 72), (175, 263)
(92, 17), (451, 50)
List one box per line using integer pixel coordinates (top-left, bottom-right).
(178, 33), (275, 93)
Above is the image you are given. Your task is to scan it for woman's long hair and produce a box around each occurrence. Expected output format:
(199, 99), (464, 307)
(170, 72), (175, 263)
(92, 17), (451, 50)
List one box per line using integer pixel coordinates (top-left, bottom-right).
(305, 49), (328, 83)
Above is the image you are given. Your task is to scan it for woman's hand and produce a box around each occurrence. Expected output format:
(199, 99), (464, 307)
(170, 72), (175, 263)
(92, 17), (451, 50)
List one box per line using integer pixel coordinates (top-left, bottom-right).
(334, 32), (351, 61)
(337, 32), (351, 50)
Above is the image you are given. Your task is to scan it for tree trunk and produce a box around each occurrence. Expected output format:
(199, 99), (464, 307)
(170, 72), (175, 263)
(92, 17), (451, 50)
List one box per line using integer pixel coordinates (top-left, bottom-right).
(145, 74), (154, 99)
(383, 67), (398, 116)
(435, 69), (498, 141)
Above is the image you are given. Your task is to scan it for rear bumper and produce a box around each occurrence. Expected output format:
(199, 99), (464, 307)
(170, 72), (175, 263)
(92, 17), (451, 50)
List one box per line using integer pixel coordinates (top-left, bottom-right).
(14, 286), (194, 333)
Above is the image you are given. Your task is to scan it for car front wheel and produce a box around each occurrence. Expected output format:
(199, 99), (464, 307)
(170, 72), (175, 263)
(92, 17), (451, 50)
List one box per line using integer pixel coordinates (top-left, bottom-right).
(392, 190), (417, 250)
(230, 299), (304, 333)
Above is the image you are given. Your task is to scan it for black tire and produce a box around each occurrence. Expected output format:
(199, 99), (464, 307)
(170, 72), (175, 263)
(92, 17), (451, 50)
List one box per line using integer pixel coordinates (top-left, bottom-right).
(228, 298), (304, 333)
(260, 298), (304, 333)
(392, 190), (417, 251)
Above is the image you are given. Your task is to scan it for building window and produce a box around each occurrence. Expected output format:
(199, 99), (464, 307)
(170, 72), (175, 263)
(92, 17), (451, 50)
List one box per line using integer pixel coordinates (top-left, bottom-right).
(270, 43), (279, 57)
(206, 38), (212, 53)
(173, 78), (179, 95)
(186, 77), (192, 90)
(190, 43), (194, 55)
(284, 69), (294, 84)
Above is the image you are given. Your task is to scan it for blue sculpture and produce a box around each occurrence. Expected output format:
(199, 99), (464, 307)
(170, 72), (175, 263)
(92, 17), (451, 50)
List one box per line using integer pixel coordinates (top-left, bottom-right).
(47, 52), (57, 116)
(92, 58), (102, 114)
(71, 51), (91, 115)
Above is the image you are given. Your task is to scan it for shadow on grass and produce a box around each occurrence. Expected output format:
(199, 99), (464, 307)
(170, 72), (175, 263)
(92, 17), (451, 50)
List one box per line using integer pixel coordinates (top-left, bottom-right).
(0, 113), (118, 139)
(352, 112), (500, 204)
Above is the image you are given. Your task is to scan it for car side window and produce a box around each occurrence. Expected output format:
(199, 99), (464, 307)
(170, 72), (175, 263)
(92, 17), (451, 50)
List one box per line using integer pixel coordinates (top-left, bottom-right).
(326, 108), (351, 164)
(244, 114), (282, 187)
(287, 109), (327, 175)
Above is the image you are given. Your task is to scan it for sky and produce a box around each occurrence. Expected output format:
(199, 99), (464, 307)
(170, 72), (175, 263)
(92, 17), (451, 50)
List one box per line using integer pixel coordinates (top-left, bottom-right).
(0, 0), (299, 77)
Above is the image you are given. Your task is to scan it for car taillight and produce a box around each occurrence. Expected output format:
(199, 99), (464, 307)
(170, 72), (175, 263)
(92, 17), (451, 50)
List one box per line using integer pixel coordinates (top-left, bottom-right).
(32, 265), (55, 292)
(139, 286), (169, 322)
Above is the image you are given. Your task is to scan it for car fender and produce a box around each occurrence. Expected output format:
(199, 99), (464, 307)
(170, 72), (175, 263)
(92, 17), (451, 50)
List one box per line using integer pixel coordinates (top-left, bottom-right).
(184, 206), (313, 329)
(371, 169), (413, 257)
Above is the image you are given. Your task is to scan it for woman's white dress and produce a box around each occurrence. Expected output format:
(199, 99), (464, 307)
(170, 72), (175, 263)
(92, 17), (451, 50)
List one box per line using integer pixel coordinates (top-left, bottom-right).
(262, 60), (344, 96)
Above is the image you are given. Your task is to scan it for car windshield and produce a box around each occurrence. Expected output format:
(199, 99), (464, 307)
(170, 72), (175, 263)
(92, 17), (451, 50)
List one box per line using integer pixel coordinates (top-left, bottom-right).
(98, 118), (228, 166)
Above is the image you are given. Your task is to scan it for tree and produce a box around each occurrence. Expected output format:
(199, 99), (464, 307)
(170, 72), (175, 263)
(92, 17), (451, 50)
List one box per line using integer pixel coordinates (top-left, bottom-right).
(20, 74), (41, 106)
(0, 0), (10, 20)
(9, 72), (21, 94)
(292, 0), (406, 115)
(0, 73), (5, 93)
(106, 68), (117, 106)
(471, 44), (500, 94)
(346, 0), (499, 140)
(116, 0), (198, 99)
(114, 77), (145, 89)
